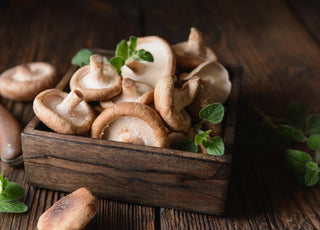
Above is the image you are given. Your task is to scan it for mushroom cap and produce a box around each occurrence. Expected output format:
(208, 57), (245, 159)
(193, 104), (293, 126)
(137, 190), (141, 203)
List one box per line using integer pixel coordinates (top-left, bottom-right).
(91, 102), (169, 148)
(100, 78), (154, 109)
(154, 75), (200, 133)
(0, 62), (58, 101)
(181, 60), (231, 104)
(37, 187), (99, 230)
(33, 89), (95, 135)
(70, 54), (122, 101)
(172, 27), (217, 70)
(121, 36), (176, 87)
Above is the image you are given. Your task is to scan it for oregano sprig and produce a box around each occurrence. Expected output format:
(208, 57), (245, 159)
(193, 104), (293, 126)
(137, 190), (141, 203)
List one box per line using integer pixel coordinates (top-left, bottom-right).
(71, 36), (154, 75)
(0, 174), (28, 213)
(177, 103), (225, 156)
(251, 102), (320, 187)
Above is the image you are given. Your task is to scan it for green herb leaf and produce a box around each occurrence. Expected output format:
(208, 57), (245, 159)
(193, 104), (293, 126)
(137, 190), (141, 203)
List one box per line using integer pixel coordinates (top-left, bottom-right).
(115, 40), (129, 60)
(202, 138), (211, 148)
(177, 138), (198, 153)
(71, 49), (93, 67)
(307, 134), (320, 151)
(0, 182), (25, 201)
(275, 125), (306, 144)
(129, 36), (137, 55)
(137, 49), (154, 62)
(109, 57), (125, 75)
(306, 114), (320, 136)
(207, 137), (225, 156)
(304, 161), (320, 186)
(195, 130), (211, 145)
(0, 200), (28, 213)
(285, 149), (311, 174)
(286, 102), (308, 129)
(199, 103), (224, 124)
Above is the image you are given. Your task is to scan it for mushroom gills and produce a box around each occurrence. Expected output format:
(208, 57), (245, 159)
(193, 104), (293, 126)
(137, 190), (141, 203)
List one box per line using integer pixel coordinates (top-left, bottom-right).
(80, 67), (117, 89)
(44, 94), (90, 126)
(101, 116), (159, 147)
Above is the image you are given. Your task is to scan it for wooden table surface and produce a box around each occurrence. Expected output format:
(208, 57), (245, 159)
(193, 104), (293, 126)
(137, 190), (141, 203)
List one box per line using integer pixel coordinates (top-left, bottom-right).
(1, 0), (320, 229)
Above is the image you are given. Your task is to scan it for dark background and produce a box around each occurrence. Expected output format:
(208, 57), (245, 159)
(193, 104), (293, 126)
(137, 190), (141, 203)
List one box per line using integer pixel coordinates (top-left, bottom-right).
(1, 0), (320, 229)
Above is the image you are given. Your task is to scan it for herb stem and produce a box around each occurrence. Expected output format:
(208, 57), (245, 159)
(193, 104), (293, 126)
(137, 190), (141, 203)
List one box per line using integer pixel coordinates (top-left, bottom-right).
(315, 150), (320, 165)
(250, 104), (277, 129)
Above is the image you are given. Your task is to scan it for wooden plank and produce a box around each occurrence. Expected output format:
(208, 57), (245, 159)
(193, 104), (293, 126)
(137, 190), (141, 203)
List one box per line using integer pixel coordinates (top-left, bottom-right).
(0, 1), (157, 229)
(285, 0), (320, 47)
(142, 0), (320, 228)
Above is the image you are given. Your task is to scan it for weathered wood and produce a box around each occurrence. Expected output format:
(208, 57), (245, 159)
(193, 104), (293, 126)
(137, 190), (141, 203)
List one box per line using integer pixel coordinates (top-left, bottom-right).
(143, 0), (320, 229)
(0, 1), (157, 229)
(2, 0), (320, 228)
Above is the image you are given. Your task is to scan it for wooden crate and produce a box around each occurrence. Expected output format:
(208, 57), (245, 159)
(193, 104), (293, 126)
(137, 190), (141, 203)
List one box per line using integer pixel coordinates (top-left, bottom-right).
(21, 54), (242, 215)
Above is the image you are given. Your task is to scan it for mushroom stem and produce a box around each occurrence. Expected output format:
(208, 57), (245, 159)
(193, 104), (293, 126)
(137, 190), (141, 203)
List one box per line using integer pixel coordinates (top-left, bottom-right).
(126, 60), (146, 74)
(122, 78), (138, 97)
(89, 54), (106, 83)
(187, 27), (203, 55)
(174, 76), (200, 111)
(16, 64), (33, 80)
(56, 89), (83, 115)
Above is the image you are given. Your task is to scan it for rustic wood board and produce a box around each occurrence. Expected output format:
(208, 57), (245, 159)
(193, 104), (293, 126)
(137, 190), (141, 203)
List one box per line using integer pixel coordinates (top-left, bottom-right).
(1, 0), (320, 229)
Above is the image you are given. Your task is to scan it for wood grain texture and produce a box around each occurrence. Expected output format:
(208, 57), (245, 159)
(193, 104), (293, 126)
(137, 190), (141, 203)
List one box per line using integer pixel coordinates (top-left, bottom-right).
(143, 0), (320, 229)
(0, 1), (156, 229)
(1, 0), (320, 229)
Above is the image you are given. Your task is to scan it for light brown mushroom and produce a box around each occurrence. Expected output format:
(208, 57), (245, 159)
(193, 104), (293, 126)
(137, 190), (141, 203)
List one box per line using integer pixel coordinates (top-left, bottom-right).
(181, 60), (231, 112)
(0, 62), (58, 101)
(121, 36), (176, 87)
(70, 54), (122, 101)
(37, 187), (99, 230)
(154, 75), (200, 133)
(172, 27), (217, 70)
(33, 89), (95, 135)
(91, 102), (169, 148)
(100, 78), (153, 109)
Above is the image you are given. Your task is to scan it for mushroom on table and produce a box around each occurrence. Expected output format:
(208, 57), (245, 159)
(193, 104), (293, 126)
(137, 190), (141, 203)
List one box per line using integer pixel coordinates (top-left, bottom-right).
(37, 187), (99, 230)
(121, 36), (176, 87)
(154, 74), (201, 133)
(0, 62), (58, 101)
(70, 54), (122, 101)
(172, 27), (217, 70)
(100, 78), (153, 108)
(33, 89), (95, 135)
(92, 102), (169, 148)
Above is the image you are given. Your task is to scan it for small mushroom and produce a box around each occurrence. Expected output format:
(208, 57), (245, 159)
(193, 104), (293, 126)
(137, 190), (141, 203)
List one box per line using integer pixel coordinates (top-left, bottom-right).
(0, 62), (58, 101)
(70, 54), (122, 101)
(182, 60), (231, 112)
(100, 78), (153, 109)
(172, 27), (217, 70)
(33, 89), (95, 135)
(121, 36), (176, 87)
(154, 75), (200, 133)
(91, 102), (169, 148)
(37, 187), (99, 230)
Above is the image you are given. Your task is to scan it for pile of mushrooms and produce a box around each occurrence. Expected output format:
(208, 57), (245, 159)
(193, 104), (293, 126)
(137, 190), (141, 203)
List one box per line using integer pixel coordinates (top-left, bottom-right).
(33, 27), (232, 154)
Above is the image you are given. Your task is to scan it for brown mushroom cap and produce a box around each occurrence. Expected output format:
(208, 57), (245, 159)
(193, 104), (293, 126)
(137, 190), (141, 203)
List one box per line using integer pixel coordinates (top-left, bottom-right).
(37, 187), (99, 230)
(70, 54), (122, 101)
(91, 102), (169, 148)
(154, 75), (200, 133)
(172, 27), (217, 70)
(33, 89), (95, 135)
(0, 62), (58, 101)
(100, 78), (154, 109)
(121, 36), (176, 87)
(181, 60), (231, 104)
